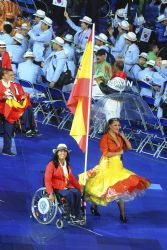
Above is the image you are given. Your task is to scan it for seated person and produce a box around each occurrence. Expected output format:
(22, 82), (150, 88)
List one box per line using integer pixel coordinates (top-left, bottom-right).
(9, 70), (40, 137)
(45, 144), (82, 220)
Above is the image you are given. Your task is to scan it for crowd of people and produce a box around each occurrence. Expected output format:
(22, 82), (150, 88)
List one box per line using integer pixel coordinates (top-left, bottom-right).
(1, 0), (165, 225)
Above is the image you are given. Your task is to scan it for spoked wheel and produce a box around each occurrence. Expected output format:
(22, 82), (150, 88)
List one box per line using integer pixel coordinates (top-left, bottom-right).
(31, 187), (58, 225)
(56, 219), (64, 229)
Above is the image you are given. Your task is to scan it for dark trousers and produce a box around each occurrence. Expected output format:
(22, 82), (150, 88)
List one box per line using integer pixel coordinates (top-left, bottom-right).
(57, 188), (81, 217)
(0, 115), (14, 153)
(21, 106), (36, 132)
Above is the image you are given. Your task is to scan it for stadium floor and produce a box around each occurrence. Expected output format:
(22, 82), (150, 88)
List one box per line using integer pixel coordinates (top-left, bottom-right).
(0, 124), (167, 250)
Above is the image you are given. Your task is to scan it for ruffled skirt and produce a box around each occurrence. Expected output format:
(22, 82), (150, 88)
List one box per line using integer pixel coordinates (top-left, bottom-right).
(79, 156), (151, 206)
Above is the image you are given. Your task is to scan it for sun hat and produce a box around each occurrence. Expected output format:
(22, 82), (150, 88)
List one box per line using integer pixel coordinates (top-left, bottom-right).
(23, 51), (35, 58)
(51, 36), (64, 46)
(41, 16), (53, 26)
(124, 32), (137, 42)
(64, 34), (73, 43)
(53, 144), (70, 154)
(13, 33), (24, 44)
(79, 16), (92, 25)
(0, 40), (6, 48)
(95, 33), (108, 43)
(33, 9), (46, 19)
(139, 52), (148, 60)
(118, 20), (129, 31)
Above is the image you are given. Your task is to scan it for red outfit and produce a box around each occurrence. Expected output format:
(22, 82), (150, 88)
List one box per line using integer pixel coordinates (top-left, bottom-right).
(45, 161), (82, 194)
(0, 81), (31, 123)
(100, 132), (127, 155)
(1, 52), (12, 70)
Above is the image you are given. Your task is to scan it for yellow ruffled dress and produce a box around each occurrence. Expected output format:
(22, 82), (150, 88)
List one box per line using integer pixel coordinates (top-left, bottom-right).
(79, 133), (151, 206)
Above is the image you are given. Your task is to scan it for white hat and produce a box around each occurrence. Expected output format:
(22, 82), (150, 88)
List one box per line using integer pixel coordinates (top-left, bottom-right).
(80, 16), (92, 25)
(147, 60), (155, 67)
(33, 9), (45, 19)
(0, 40), (6, 48)
(157, 14), (167, 22)
(94, 45), (100, 52)
(24, 51), (35, 58)
(116, 8), (126, 18)
(21, 23), (28, 30)
(51, 36), (64, 46)
(118, 20), (129, 30)
(3, 21), (13, 27)
(13, 33), (24, 44)
(95, 33), (108, 43)
(124, 32), (137, 42)
(64, 34), (73, 43)
(41, 16), (52, 26)
(134, 15), (146, 26)
(53, 144), (70, 154)
(139, 52), (148, 60)
(162, 60), (167, 66)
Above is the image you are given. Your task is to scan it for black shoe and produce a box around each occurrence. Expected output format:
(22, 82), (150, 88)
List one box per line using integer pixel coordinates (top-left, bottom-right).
(31, 130), (42, 136)
(1, 151), (16, 157)
(120, 215), (128, 223)
(25, 130), (33, 137)
(90, 205), (100, 216)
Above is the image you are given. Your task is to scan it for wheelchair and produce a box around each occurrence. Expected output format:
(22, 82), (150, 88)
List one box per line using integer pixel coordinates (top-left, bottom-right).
(31, 187), (86, 229)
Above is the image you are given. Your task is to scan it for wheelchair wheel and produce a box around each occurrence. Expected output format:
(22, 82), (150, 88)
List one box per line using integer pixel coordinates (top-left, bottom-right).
(56, 219), (64, 229)
(31, 187), (58, 225)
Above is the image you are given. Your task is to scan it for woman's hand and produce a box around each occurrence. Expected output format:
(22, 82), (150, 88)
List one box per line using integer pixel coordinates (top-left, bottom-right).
(118, 150), (123, 155)
(48, 193), (55, 202)
(119, 131), (126, 139)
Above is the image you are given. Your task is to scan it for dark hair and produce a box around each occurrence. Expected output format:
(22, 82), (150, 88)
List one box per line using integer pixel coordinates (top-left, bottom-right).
(104, 118), (120, 133)
(149, 43), (158, 51)
(0, 68), (9, 79)
(3, 24), (13, 34)
(115, 61), (124, 71)
(96, 49), (107, 56)
(52, 150), (70, 169)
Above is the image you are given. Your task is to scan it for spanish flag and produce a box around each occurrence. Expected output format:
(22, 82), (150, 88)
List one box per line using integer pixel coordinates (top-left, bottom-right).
(67, 27), (95, 152)
(3, 98), (29, 124)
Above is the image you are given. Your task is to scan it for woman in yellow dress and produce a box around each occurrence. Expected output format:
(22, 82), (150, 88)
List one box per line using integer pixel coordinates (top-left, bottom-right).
(79, 118), (151, 223)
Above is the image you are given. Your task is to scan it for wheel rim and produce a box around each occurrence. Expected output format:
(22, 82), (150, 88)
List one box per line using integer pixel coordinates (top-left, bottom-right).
(31, 187), (58, 224)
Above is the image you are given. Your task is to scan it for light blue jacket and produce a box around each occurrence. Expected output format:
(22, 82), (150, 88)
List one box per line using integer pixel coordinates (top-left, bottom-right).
(63, 43), (76, 77)
(0, 33), (13, 45)
(28, 28), (52, 62)
(123, 43), (140, 73)
(111, 32), (126, 59)
(66, 18), (91, 51)
(43, 50), (67, 83)
(7, 44), (26, 63)
(17, 60), (41, 84)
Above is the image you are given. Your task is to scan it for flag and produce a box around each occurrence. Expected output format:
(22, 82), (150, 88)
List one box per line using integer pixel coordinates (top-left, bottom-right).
(67, 28), (94, 152)
(140, 28), (152, 43)
(3, 98), (29, 124)
(52, 0), (67, 8)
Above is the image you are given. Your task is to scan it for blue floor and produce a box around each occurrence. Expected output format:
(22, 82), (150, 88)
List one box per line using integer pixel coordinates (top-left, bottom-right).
(0, 124), (167, 250)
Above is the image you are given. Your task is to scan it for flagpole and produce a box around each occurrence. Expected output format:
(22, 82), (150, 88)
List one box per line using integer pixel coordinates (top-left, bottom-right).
(83, 23), (95, 186)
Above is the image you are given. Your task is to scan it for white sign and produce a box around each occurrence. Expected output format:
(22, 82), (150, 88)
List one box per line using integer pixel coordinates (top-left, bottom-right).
(52, 0), (67, 7)
(140, 28), (152, 43)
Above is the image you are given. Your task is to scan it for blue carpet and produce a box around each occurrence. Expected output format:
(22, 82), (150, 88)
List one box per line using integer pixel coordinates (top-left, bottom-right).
(0, 124), (167, 250)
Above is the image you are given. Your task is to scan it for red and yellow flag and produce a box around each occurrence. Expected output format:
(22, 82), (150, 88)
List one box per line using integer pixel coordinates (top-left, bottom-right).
(3, 98), (29, 124)
(67, 29), (94, 152)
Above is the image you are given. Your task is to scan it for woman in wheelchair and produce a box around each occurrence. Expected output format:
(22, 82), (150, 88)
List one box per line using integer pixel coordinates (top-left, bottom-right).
(45, 143), (82, 221)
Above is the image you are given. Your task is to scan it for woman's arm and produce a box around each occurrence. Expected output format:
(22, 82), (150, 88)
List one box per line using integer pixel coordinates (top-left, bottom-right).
(44, 162), (54, 195)
(119, 131), (132, 150)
